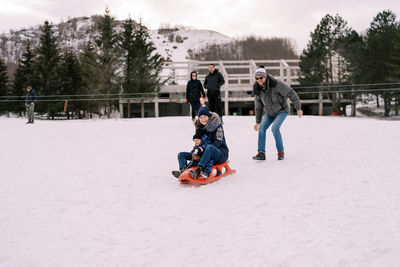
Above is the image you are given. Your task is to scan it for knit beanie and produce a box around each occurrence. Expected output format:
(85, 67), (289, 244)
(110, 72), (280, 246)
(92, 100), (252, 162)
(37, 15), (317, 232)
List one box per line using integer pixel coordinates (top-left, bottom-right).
(193, 132), (203, 140)
(255, 66), (267, 78)
(198, 106), (211, 117)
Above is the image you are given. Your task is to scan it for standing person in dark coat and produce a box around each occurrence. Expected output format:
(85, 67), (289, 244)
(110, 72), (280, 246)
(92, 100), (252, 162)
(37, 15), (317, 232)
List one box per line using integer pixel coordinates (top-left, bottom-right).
(25, 86), (37, 124)
(252, 66), (303, 161)
(204, 64), (225, 119)
(186, 71), (205, 122)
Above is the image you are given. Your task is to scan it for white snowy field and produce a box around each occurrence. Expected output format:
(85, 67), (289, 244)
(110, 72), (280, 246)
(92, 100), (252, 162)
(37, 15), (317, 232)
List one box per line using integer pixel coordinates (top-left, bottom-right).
(0, 115), (399, 267)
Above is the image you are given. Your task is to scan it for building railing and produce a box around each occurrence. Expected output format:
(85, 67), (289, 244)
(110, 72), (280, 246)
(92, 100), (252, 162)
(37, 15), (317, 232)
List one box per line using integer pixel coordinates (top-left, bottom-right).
(160, 59), (300, 87)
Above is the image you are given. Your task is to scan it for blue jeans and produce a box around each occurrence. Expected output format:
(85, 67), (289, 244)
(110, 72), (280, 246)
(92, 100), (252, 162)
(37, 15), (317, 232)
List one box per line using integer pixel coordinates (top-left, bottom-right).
(178, 152), (194, 170)
(198, 145), (221, 175)
(258, 112), (288, 154)
(177, 151), (214, 174)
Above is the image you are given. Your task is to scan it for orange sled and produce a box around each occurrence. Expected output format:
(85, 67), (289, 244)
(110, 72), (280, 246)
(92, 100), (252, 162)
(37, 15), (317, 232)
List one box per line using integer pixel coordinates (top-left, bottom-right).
(178, 161), (236, 185)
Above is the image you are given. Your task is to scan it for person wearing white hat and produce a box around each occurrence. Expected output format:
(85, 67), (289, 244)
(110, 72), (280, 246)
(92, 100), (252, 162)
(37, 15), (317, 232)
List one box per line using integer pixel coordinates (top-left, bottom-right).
(252, 66), (303, 161)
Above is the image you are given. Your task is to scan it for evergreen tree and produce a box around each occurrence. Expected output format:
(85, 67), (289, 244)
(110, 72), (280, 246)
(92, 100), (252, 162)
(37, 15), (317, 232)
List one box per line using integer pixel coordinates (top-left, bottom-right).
(60, 49), (83, 119)
(365, 10), (398, 116)
(120, 17), (136, 94)
(338, 30), (367, 116)
(131, 20), (164, 94)
(299, 14), (353, 113)
(80, 41), (102, 116)
(339, 30), (366, 84)
(0, 57), (9, 114)
(96, 8), (120, 117)
(12, 41), (36, 114)
(35, 21), (62, 117)
(300, 14), (352, 85)
(387, 25), (400, 114)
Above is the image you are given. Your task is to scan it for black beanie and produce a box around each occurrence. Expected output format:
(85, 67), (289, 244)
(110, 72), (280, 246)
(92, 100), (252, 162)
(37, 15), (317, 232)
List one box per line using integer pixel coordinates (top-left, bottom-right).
(193, 132), (203, 140)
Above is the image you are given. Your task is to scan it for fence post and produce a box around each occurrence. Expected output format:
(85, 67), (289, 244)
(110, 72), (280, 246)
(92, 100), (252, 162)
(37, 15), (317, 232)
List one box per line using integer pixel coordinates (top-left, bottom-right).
(287, 99), (291, 115)
(127, 99), (130, 118)
(119, 99), (124, 118)
(219, 60), (229, 116)
(250, 60), (256, 85)
(319, 92), (323, 116)
(154, 93), (159, 118)
(141, 99), (144, 118)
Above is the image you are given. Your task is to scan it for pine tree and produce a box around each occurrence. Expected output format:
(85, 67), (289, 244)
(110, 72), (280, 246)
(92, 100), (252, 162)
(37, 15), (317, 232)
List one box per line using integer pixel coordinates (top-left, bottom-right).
(300, 14), (352, 85)
(387, 25), (400, 114)
(60, 49), (83, 119)
(80, 41), (102, 116)
(388, 26), (400, 81)
(299, 14), (353, 113)
(131, 19), (164, 94)
(0, 57), (9, 114)
(120, 17), (136, 94)
(339, 30), (366, 84)
(36, 21), (62, 117)
(12, 41), (36, 114)
(365, 10), (398, 116)
(96, 8), (120, 117)
(338, 30), (367, 116)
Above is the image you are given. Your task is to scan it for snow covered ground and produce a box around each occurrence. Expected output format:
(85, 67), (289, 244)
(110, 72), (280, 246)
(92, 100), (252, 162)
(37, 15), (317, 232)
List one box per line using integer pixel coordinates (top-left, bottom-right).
(1, 115), (399, 267)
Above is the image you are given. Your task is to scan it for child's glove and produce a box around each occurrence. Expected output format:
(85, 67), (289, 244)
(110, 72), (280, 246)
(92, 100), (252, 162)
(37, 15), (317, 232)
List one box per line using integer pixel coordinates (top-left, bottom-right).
(192, 148), (200, 161)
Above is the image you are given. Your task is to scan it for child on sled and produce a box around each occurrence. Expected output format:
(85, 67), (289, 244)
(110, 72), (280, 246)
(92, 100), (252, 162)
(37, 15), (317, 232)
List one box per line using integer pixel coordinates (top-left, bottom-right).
(172, 132), (214, 179)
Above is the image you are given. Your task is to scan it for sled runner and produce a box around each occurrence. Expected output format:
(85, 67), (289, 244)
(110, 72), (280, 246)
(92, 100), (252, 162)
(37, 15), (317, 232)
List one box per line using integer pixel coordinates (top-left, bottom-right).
(178, 161), (236, 185)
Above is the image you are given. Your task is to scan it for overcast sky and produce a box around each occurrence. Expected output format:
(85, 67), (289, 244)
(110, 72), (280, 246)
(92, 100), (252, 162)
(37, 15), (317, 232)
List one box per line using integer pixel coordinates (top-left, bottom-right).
(1, 0), (400, 53)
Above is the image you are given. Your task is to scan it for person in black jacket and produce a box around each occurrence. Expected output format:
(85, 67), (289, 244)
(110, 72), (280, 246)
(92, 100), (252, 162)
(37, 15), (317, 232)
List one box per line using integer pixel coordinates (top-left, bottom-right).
(25, 86), (37, 124)
(204, 64), (225, 119)
(186, 71), (205, 122)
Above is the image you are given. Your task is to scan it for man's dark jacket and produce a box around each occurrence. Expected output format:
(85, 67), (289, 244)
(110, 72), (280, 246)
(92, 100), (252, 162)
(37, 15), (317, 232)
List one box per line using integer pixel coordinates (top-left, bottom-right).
(204, 69), (225, 92)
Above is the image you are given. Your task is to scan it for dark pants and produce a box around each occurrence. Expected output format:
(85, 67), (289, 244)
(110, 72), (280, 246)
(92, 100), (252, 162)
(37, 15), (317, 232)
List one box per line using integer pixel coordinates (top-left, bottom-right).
(190, 101), (201, 119)
(207, 90), (222, 118)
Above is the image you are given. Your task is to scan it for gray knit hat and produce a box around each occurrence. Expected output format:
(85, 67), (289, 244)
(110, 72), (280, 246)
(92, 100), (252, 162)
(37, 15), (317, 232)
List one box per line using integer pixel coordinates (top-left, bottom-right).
(255, 66), (267, 78)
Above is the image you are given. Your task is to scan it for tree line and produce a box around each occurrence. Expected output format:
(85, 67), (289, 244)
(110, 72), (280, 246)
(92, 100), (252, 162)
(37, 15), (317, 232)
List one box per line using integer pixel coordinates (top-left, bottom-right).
(0, 8), (163, 118)
(1, 9), (400, 118)
(299, 10), (400, 116)
(190, 36), (298, 60)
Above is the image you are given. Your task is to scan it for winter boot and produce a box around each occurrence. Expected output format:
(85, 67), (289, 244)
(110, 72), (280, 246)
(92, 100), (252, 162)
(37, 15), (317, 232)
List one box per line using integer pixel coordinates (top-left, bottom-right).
(189, 166), (202, 179)
(252, 152), (266, 160)
(198, 170), (209, 180)
(172, 168), (185, 178)
(278, 152), (284, 160)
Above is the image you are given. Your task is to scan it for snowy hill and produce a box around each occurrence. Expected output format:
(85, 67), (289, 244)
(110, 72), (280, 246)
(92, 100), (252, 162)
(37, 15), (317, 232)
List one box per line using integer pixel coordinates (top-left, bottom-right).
(0, 16), (234, 64)
(1, 116), (399, 266)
